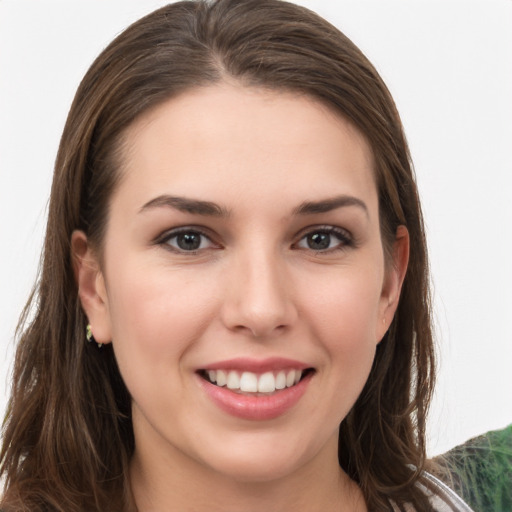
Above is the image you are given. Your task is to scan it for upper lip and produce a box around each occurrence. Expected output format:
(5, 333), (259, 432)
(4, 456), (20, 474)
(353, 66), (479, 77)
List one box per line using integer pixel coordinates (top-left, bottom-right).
(199, 357), (312, 373)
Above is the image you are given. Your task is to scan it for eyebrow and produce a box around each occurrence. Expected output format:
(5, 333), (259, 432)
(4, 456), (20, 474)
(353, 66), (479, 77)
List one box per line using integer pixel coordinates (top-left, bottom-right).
(293, 195), (369, 217)
(139, 195), (230, 217)
(139, 194), (368, 218)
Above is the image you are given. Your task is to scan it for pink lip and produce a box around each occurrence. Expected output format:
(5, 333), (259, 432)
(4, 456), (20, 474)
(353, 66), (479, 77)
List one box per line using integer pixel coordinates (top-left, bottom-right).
(197, 369), (314, 421)
(200, 357), (310, 373)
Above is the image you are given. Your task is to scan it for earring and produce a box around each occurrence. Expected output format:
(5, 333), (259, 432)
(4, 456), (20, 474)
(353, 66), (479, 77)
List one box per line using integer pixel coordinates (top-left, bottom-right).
(86, 323), (102, 348)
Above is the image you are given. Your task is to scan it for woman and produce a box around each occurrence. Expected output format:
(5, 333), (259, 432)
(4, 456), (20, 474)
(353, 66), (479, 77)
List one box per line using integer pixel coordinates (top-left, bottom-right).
(0, 1), (473, 510)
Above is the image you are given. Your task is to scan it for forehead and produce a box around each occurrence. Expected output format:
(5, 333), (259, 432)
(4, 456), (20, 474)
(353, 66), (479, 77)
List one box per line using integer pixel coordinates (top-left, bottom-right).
(113, 84), (377, 214)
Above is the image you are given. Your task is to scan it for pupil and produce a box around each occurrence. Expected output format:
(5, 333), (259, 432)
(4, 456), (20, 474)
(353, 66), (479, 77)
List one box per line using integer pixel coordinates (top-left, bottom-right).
(308, 232), (330, 250)
(177, 233), (201, 251)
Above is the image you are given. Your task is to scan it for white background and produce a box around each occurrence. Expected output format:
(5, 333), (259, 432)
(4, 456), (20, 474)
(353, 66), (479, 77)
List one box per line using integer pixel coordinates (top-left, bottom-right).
(1, 0), (511, 457)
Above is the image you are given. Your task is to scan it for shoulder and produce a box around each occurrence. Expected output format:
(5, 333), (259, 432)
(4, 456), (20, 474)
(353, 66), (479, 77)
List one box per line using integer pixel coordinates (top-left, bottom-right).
(390, 472), (475, 512)
(419, 472), (474, 512)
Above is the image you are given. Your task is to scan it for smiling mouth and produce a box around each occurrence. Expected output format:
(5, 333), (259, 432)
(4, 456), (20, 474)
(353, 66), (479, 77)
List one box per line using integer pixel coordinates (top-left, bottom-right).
(198, 368), (315, 395)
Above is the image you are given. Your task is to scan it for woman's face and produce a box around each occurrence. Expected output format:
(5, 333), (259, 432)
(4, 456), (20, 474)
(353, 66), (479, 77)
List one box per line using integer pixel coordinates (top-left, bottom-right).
(76, 84), (407, 483)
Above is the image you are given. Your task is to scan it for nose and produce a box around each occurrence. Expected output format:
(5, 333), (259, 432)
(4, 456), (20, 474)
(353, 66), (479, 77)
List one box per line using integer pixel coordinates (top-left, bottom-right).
(220, 248), (298, 339)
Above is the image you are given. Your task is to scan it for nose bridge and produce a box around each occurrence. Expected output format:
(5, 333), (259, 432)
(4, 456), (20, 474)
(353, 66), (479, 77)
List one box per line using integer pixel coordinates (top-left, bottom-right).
(222, 240), (296, 337)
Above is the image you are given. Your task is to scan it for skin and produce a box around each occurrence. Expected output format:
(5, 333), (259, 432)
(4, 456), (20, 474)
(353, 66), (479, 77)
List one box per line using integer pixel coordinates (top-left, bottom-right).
(73, 83), (409, 512)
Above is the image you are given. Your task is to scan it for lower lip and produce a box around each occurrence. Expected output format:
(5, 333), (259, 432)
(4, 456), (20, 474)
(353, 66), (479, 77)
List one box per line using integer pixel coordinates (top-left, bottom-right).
(197, 372), (313, 421)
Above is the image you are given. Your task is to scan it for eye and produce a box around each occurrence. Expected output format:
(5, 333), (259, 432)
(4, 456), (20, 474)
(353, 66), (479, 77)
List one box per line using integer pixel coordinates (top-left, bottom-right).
(159, 228), (217, 253)
(295, 227), (352, 252)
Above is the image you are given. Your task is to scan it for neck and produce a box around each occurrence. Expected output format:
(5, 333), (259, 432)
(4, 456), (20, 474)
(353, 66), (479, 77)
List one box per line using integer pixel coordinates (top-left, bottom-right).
(129, 432), (366, 512)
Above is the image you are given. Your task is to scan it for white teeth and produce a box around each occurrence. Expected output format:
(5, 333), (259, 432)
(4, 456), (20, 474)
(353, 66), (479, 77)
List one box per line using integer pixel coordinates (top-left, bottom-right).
(240, 372), (258, 392)
(226, 371), (240, 389)
(258, 372), (276, 393)
(216, 369), (227, 387)
(275, 371), (286, 390)
(204, 369), (306, 392)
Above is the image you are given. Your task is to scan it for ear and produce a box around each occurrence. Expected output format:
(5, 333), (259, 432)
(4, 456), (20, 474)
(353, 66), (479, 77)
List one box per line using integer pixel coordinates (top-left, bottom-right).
(71, 230), (112, 345)
(376, 225), (409, 342)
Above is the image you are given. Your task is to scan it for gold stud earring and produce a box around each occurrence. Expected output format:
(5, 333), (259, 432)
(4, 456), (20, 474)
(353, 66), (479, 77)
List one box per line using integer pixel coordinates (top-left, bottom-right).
(86, 323), (102, 348)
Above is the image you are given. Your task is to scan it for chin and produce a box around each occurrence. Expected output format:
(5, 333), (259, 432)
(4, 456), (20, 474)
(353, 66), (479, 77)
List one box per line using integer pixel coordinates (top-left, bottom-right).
(197, 432), (325, 484)
(214, 456), (301, 484)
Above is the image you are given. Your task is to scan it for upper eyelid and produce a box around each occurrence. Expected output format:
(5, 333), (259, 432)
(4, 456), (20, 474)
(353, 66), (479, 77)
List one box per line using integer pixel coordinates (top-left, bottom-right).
(154, 225), (216, 244)
(155, 227), (221, 255)
(293, 225), (355, 253)
(294, 224), (352, 240)
(153, 224), (353, 248)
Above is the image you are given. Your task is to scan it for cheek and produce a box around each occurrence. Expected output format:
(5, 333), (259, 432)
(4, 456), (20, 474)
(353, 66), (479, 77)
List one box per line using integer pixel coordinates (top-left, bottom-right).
(290, 269), (382, 430)
(104, 261), (218, 385)
(301, 265), (383, 346)
(299, 264), (383, 399)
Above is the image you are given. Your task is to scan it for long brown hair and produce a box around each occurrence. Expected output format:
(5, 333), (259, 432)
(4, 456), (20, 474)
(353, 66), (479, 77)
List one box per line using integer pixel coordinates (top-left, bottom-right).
(1, 1), (435, 510)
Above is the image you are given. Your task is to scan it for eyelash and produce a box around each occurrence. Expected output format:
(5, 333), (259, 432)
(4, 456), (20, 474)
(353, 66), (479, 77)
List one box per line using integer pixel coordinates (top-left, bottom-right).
(294, 225), (354, 253)
(155, 225), (354, 255)
(155, 227), (218, 254)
